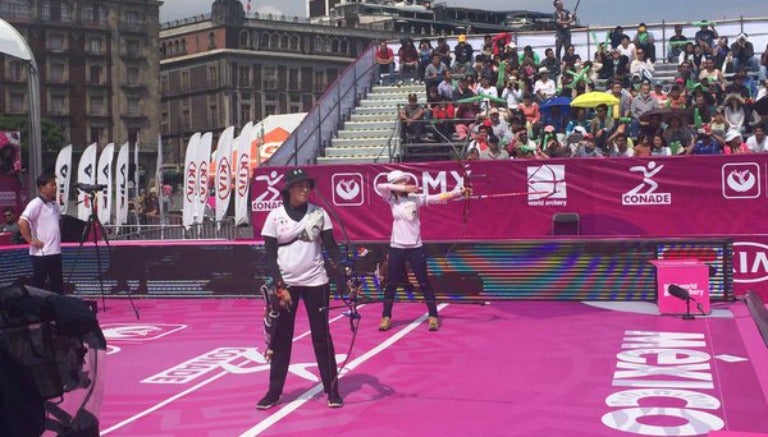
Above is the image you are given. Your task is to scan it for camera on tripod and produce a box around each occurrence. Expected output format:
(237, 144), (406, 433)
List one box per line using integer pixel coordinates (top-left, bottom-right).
(76, 183), (108, 193)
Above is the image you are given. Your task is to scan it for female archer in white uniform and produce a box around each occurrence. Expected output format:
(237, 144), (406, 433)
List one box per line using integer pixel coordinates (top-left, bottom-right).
(258, 168), (344, 409)
(376, 169), (469, 331)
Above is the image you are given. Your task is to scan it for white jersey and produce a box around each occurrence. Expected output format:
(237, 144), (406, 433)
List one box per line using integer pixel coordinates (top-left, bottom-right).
(261, 203), (332, 287)
(377, 183), (452, 249)
(20, 197), (62, 256)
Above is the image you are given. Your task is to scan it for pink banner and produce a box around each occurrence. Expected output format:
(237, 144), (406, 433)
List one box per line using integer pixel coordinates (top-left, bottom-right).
(252, 155), (768, 241)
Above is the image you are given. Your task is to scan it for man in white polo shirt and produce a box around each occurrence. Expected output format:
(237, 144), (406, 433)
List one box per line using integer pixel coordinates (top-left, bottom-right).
(19, 173), (63, 294)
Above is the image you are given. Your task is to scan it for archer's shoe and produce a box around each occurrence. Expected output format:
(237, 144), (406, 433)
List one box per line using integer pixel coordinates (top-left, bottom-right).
(256, 390), (280, 410)
(327, 392), (344, 408)
(378, 316), (392, 331)
(428, 316), (439, 331)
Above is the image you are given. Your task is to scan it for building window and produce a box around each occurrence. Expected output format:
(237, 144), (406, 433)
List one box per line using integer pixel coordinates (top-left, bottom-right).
(265, 104), (276, 116)
(87, 37), (103, 54)
(161, 111), (169, 133)
(50, 94), (67, 114)
(61, 3), (72, 22)
(126, 40), (140, 56)
(314, 37), (322, 53)
(128, 97), (141, 116)
(288, 69), (299, 91)
(263, 68), (277, 90)
(340, 39), (348, 54)
(240, 104), (251, 125)
(47, 33), (66, 51)
(239, 66), (250, 87)
(290, 36), (300, 51)
(239, 30), (250, 48)
(9, 93), (25, 112)
(181, 71), (189, 90)
(324, 39), (332, 53)
(280, 34), (289, 49)
(49, 62), (65, 82)
(208, 65), (218, 87)
(314, 71), (325, 90)
(89, 65), (102, 85)
(181, 109), (190, 131)
(8, 60), (25, 81)
(269, 33), (278, 50)
(89, 95), (104, 114)
(126, 67), (140, 85)
(128, 129), (139, 144)
(160, 75), (169, 92)
(0, 0), (32, 20)
(208, 32), (217, 49)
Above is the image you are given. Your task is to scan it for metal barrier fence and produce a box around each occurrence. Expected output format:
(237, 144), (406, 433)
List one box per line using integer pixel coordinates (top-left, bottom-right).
(103, 215), (240, 241)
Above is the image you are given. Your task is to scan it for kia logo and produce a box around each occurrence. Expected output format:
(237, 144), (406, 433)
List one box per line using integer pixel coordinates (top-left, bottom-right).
(198, 161), (209, 202)
(237, 154), (249, 196)
(218, 157), (231, 200)
(733, 242), (768, 283)
(186, 162), (198, 202)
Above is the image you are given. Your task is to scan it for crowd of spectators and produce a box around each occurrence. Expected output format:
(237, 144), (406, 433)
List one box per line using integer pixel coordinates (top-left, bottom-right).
(377, 18), (768, 160)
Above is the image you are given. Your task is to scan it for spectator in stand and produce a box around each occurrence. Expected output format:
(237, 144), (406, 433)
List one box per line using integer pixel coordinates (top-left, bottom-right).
(454, 102), (479, 140)
(429, 98), (456, 140)
(689, 128), (721, 154)
(726, 72), (752, 100)
(501, 77), (523, 112)
(724, 93), (747, 134)
(723, 130), (750, 154)
(618, 35), (637, 63)
(690, 44), (706, 76)
(689, 91), (714, 126)
(467, 123), (491, 153)
(631, 82), (659, 137)
(678, 42), (695, 66)
(666, 83), (687, 109)
(424, 54), (449, 94)
(520, 45), (540, 67)
(479, 134), (510, 160)
(574, 133), (603, 157)
(508, 126), (537, 158)
(634, 23), (656, 63)
(630, 48), (655, 83)
(417, 39), (433, 82)
(540, 48), (561, 79)
(434, 38), (452, 70)
(668, 24), (688, 63)
(454, 34), (474, 74)
(650, 81), (667, 105)
(477, 75), (499, 111)
(561, 45), (580, 71)
(398, 38), (419, 83)
(600, 48), (630, 83)
(487, 107), (512, 142)
(607, 132), (633, 157)
(651, 134), (672, 156)
(437, 70), (456, 101)
(712, 37), (730, 69)
(566, 108), (590, 136)
(142, 188), (159, 223)
(663, 113), (692, 150)
(1, 207), (22, 244)
(608, 80), (633, 119)
(553, 0), (574, 61)
(453, 76), (475, 101)
(757, 79), (768, 102)
(760, 45), (768, 81)
(399, 93), (427, 142)
(608, 25), (628, 50)
(632, 134), (653, 157)
(731, 33), (758, 74)
(543, 131), (570, 158)
(699, 57), (725, 92)
(747, 124), (768, 152)
(481, 34), (494, 57)
(533, 67), (556, 104)
(590, 104), (616, 152)
(694, 20), (718, 50)
(709, 107), (729, 142)
(518, 93), (541, 131)
(375, 41), (395, 85)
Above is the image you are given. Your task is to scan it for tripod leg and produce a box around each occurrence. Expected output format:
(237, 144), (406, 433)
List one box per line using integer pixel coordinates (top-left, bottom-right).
(66, 217), (93, 293)
(93, 216), (140, 320)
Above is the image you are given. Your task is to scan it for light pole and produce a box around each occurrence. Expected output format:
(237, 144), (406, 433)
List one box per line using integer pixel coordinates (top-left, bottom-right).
(0, 18), (42, 199)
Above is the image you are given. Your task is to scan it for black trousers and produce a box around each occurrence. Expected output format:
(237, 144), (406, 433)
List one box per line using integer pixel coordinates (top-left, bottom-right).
(383, 246), (438, 318)
(30, 254), (63, 294)
(268, 283), (339, 395)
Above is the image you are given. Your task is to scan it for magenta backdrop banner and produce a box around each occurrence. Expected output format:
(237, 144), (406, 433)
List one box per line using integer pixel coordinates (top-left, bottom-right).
(252, 154), (768, 241)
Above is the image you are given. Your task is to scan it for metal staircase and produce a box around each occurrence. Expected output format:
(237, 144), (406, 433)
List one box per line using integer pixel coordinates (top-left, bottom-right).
(317, 83), (426, 165)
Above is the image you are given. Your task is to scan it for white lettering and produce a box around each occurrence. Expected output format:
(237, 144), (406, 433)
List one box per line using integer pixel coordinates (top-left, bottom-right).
(602, 408), (724, 436)
(617, 349), (711, 365)
(142, 347), (250, 384)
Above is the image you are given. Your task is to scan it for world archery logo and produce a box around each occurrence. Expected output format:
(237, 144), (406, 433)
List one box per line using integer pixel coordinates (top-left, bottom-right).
(332, 173), (364, 206)
(722, 162), (760, 199)
(527, 164), (567, 206)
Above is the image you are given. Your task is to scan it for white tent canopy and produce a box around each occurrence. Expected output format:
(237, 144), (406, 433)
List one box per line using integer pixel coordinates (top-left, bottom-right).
(0, 18), (34, 62)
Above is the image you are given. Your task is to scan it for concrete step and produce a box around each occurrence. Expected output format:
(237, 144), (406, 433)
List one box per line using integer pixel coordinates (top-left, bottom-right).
(336, 128), (393, 139)
(353, 106), (399, 116)
(343, 120), (395, 130)
(331, 137), (390, 148)
(359, 98), (411, 107)
(324, 146), (390, 158)
(371, 84), (424, 94)
(317, 155), (392, 165)
(350, 113), (400, 122)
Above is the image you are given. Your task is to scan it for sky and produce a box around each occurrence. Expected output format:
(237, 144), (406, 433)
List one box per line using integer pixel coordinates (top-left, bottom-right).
(159, 0), (768, 27)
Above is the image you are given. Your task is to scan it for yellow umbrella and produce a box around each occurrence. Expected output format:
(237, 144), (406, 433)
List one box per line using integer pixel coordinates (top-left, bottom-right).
(570, 92), (620, 108)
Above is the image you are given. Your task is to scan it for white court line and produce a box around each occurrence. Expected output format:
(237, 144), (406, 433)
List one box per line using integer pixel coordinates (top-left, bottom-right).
(238, 303), (449, 437)
(100, 306), (365, 435)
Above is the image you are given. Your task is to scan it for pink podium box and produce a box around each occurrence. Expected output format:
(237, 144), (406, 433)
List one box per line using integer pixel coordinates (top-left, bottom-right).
(649, 259), (710, 315)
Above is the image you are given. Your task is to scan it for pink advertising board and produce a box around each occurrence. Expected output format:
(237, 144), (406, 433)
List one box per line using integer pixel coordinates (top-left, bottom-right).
(252, 155), (768, 297)
(650, 259), (710, 315)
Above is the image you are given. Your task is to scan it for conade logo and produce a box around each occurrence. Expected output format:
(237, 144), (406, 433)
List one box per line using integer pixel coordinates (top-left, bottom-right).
(733, 242), (768, 283)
